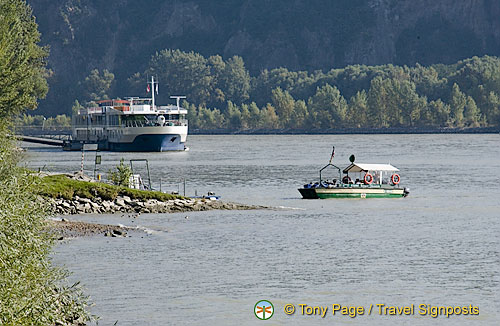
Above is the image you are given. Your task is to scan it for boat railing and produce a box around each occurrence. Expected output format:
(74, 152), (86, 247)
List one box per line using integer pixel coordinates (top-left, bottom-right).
(304, 182), (400, 189)
(124, 119), (188, 128)
(338, 183), (400, 188)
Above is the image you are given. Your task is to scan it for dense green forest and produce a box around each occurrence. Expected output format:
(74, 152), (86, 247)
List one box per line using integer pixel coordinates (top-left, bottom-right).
(21, 0), (500, 130)
(27, 0), (500, 123)
(68, 51), (500, 130)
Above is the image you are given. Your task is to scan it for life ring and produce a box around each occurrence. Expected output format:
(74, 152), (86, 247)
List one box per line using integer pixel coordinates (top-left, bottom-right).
(391, 174), (401, 185)
(364, 173), (373, 184)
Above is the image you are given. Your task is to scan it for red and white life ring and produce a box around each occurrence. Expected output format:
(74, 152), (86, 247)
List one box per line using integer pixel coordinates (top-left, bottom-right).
(364, 173), (373, 184)
(391, 174), (401, 185)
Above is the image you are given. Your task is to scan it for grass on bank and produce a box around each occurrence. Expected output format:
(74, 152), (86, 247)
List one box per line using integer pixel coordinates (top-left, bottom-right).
(37, 174), (185, 201)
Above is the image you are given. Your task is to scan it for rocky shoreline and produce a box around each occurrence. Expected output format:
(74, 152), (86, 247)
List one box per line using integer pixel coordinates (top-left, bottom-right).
(47, 194), (264, 215)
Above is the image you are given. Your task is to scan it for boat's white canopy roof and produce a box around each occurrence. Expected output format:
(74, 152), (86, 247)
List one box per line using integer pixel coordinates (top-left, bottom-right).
(343, 163), (400, 173)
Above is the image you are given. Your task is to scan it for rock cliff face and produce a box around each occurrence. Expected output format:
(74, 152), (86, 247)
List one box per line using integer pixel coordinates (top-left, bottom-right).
(27, 0), (500, 114)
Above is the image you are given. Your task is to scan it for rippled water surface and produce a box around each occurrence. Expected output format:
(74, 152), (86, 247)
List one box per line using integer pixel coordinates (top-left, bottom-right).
(25, 134), (500, 325)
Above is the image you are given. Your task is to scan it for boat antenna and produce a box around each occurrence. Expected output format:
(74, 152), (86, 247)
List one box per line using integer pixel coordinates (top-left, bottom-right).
(149, 76), (156, 110)
(328, 146), (335, 164)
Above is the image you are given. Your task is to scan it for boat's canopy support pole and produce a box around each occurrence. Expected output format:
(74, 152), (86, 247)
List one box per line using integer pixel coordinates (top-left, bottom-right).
(319, 164), (341, 184)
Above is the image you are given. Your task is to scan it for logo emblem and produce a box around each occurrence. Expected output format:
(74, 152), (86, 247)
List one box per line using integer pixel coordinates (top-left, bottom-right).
(254, 300), (274, 320)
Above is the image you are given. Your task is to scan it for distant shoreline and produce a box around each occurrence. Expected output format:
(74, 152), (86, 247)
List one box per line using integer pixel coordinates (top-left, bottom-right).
(190, 127), (500, 135)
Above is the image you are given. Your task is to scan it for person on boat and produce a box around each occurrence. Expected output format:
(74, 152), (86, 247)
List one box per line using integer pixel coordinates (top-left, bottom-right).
(342, 175), (352, 184)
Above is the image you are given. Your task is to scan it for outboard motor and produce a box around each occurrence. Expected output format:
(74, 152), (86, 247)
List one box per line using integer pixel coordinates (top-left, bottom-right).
(403, 187), (410, 197)
(157, 115), (166, 126)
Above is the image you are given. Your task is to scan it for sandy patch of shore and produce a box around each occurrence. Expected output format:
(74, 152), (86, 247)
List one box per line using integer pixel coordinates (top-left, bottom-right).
(47, 219), (133, 239)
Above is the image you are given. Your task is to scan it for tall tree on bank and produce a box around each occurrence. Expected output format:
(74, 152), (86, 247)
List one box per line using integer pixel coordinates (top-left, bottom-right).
(271, 87), (295, 128)
(449, 83), (467, 127)
(147, 49), (213, 105)
(219, 56), (251, 105)
(0, 1), (91, 324)
(347, 90), (368, 127)
(0, 0), (48, 118)
(367, 77), (391, 127)
(308, 84), (348, 128)
(82, 69), (114, 102)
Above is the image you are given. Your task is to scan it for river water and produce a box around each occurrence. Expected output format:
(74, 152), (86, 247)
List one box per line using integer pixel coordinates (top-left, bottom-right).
(25, 134), (500, 325)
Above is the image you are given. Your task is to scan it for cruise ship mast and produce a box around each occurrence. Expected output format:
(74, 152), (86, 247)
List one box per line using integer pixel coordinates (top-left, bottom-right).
(148, 76), (158, 109)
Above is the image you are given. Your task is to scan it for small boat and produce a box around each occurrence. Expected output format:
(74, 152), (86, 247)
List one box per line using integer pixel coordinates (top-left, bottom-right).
(298, 147), (410, 199)
(191, 191), (221, 201)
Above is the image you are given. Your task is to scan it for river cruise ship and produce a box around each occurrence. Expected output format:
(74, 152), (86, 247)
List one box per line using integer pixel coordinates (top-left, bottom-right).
(64, 79), (188, 152)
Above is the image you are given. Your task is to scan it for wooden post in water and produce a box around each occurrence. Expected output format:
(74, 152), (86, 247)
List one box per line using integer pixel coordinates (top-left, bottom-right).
(80, 147), (84, 174)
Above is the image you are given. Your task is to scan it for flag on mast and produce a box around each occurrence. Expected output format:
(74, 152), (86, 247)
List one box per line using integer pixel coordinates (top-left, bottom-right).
(329, 146), (335, 164)
(147, 83), (150, 93)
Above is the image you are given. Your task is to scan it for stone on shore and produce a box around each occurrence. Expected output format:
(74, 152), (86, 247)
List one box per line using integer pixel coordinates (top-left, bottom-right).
(46, 194), (264, 216)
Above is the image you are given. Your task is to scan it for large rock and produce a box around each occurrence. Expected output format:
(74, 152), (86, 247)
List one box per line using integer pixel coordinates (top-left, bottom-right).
(78, 197), (92, 204)
(115, 197), (126, 207)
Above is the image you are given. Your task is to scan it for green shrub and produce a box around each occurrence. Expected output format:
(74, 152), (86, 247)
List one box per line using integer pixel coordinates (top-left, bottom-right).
(0, 124), (91, 325)
(37, 174), (182, 202)
(108, 158), (132, 187)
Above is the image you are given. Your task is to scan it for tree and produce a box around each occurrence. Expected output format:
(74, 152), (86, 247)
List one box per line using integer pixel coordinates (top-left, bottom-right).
(475, 86), (500, 126)
(185, 102), (199, 129)
(219, 56), (250, 105)
(308, 84), (348, 128)
(396, 80), (426, 127)
(258, 103), (279, 129)
(464, 95), (480, 127)
(71, 99), (84, 115)
(484, 91), (500, 126)
(449, 83), (466, 127)
(290, 100), (308, 129)
(207, 55), (226, 106)
(109, 158), (132, 187)
(83, 69), (114, 101)
(240, 104), (251, 129)
(148, 49), (213, 105)
(347, 90), (368, 127)
(0, 0), (48, 119)
(0, 2), (90, 323)
(250, 67), (299, 107)
(367, 77), (391, 127)
(197, 106), (224, 129)
(247, 102), (261, 129)
(426, 99), (448, 126)
(225, 100), (242, 129)
(271, 87), (295, 128)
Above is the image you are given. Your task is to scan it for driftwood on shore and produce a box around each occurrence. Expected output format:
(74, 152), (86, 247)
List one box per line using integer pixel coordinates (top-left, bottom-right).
(47, 194), (263, 215)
